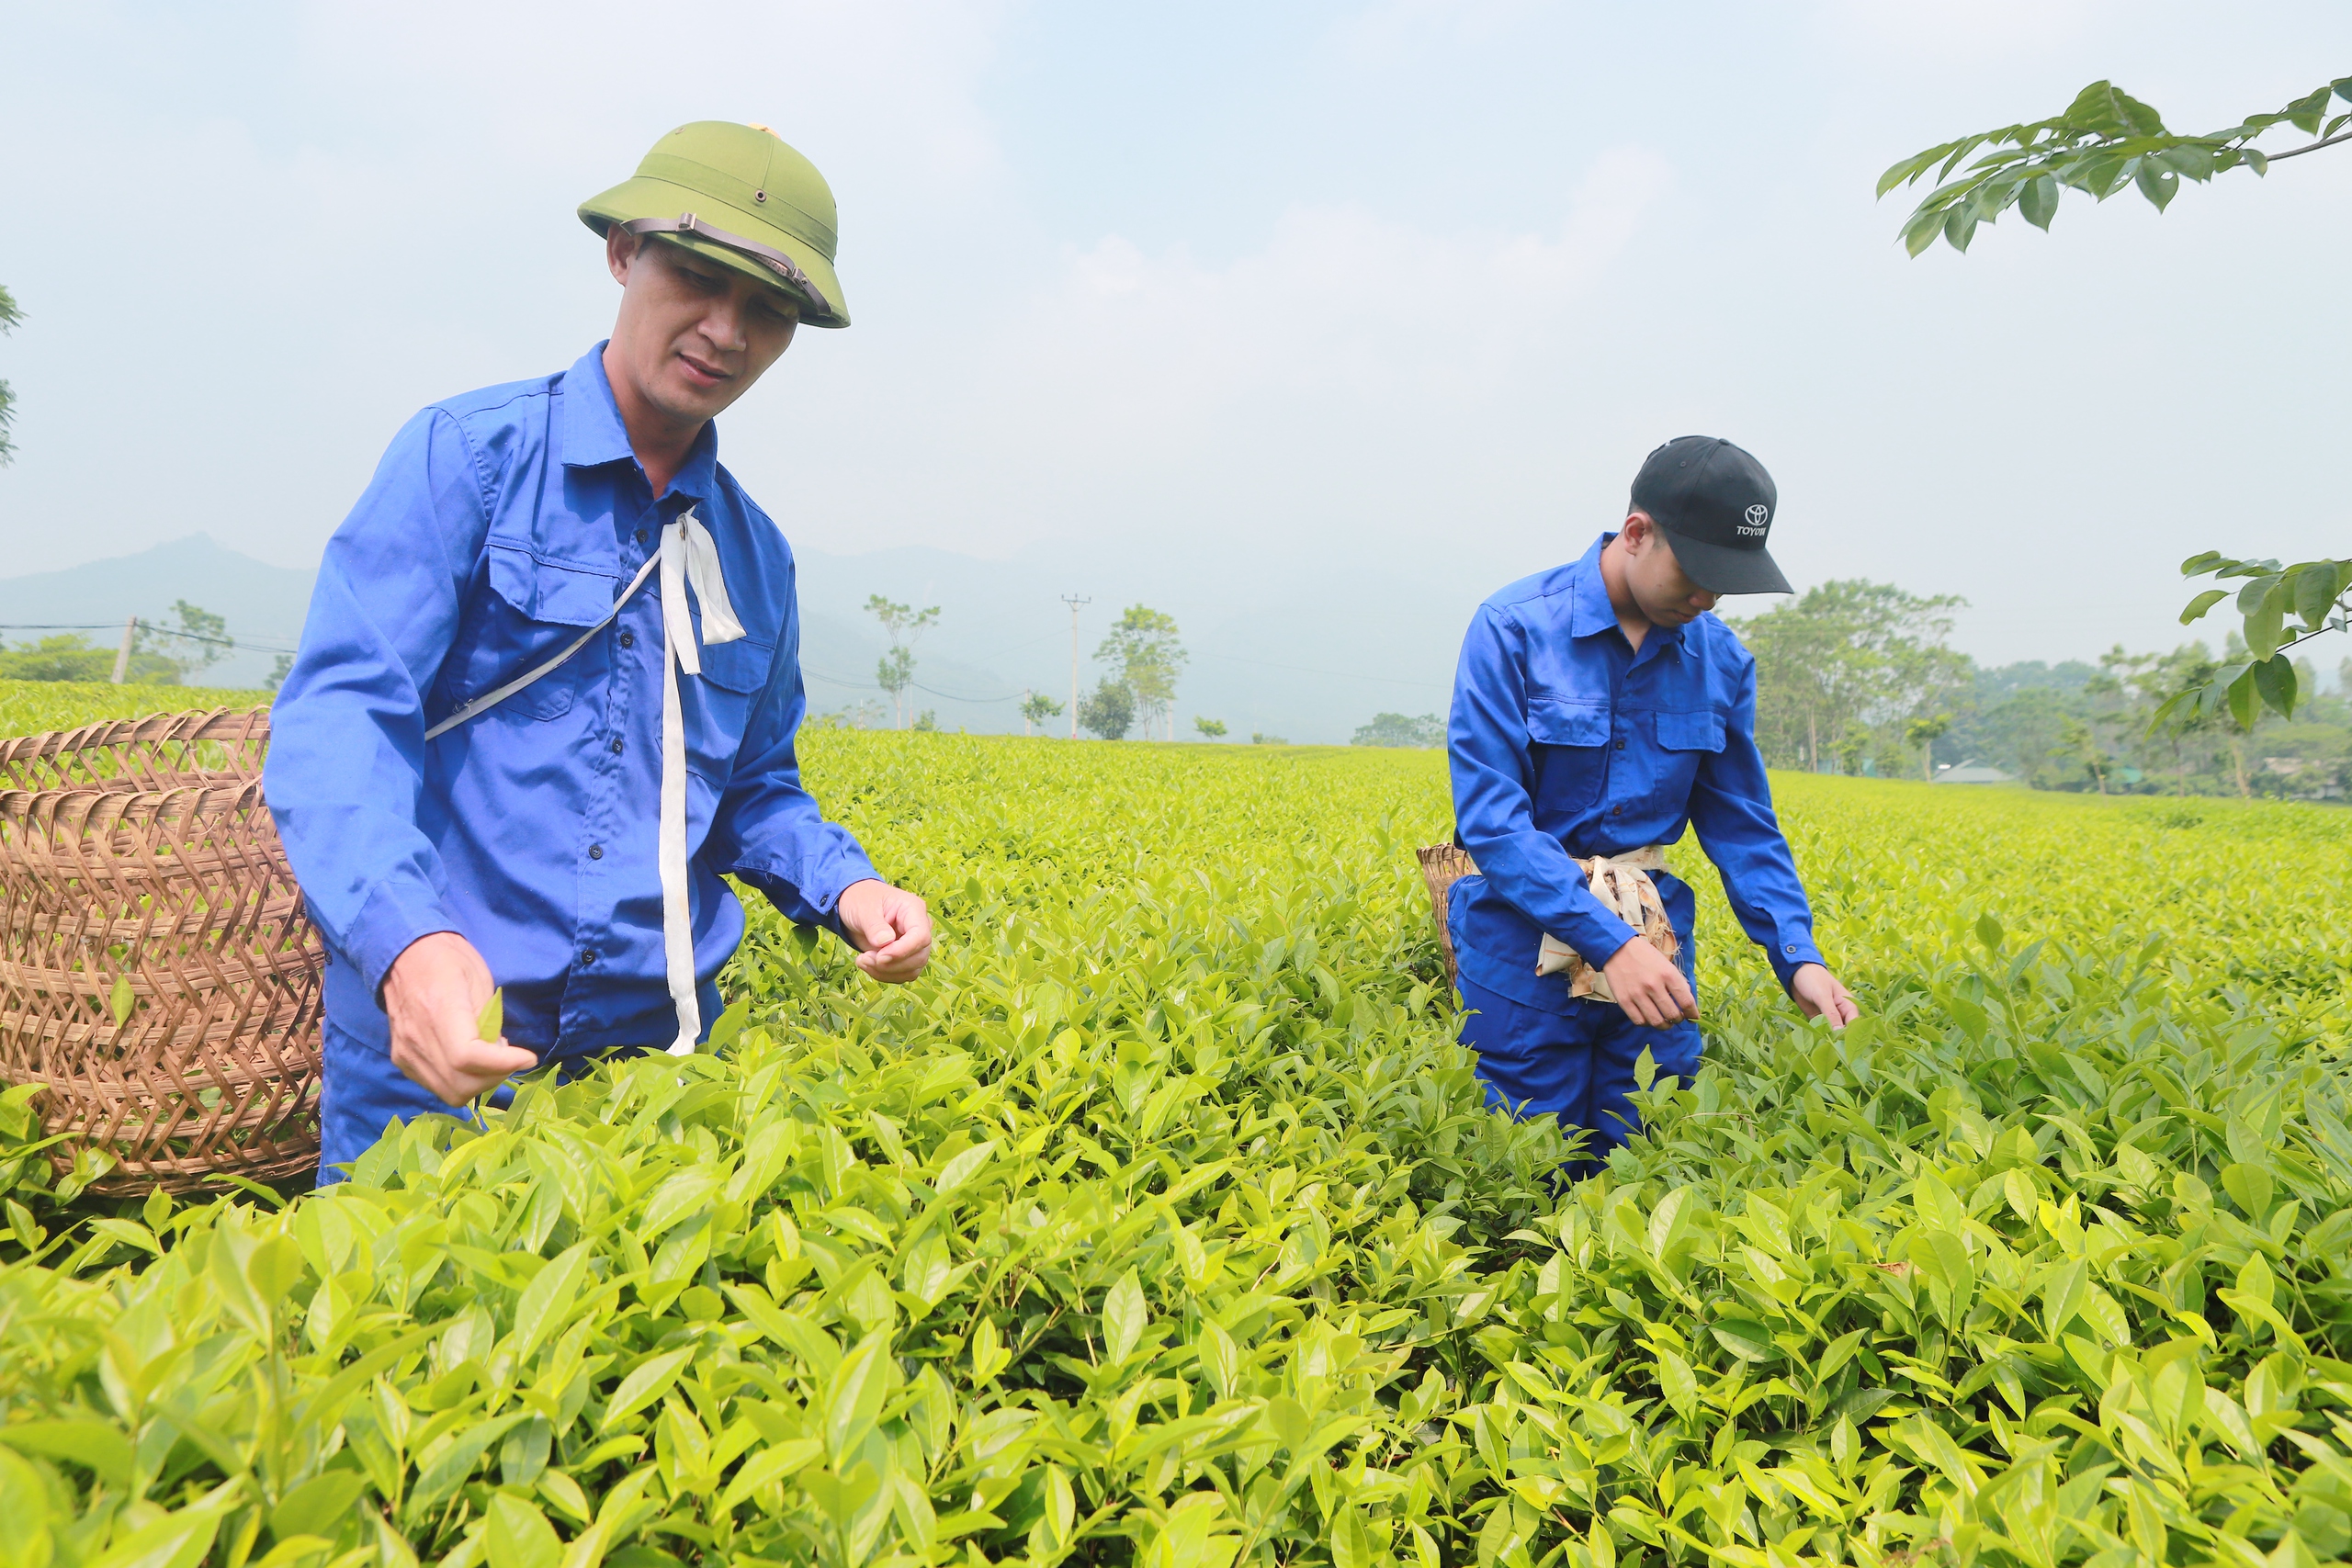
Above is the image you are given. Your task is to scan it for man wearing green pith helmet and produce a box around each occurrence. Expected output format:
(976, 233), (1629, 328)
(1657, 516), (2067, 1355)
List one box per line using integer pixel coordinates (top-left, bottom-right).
(268, 124), (933, 1182)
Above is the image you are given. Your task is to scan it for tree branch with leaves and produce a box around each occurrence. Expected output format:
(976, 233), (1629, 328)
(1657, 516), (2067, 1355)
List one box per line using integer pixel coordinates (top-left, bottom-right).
(1877, 71), (2352, 736)
(0, 284), (22, 467)
(2155, 553), (2352, 730)
(1879, 74), (2352, 255)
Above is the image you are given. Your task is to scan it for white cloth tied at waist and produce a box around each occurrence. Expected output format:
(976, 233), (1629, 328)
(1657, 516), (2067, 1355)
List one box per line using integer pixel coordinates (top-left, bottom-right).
(1535, 845), (1679, 1004)
(424, 509), (742, 1055)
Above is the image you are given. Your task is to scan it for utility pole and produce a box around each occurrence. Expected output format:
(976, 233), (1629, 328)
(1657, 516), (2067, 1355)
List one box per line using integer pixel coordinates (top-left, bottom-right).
(111, 617), (137, 685)
(1021, 688), (1032, 738)
(1061, 595), (1090, 739)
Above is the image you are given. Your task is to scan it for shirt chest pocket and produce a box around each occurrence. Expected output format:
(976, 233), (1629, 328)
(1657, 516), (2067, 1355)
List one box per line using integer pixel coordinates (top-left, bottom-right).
(1651, 708), (1727, 798)
(1526, 694), (1612, 813)
(439, 547), (623, 723)
(1656, 710), (1726, 753)
(684, 635), (775, 784)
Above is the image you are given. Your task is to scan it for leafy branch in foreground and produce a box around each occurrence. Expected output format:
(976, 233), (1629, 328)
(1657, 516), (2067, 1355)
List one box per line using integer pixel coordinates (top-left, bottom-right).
(1879, 74), (2352, 255)
(0, 283), (22, 467)
(2155, 552), (2352, 730)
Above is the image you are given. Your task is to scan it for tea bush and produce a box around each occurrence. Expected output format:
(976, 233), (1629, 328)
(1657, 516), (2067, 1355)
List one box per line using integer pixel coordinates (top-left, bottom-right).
(0, 679), (275, 739)
(3, 702), (2351, 1567)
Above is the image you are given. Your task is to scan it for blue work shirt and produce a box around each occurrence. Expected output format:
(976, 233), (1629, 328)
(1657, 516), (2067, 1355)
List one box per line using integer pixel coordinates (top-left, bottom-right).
(1447, 533), (1825, 1015)
(266, 344), (878, 1059)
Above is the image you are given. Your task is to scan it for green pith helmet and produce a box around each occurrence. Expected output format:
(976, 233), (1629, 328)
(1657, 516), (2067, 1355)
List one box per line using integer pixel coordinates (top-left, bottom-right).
(579, 122), (850, 329)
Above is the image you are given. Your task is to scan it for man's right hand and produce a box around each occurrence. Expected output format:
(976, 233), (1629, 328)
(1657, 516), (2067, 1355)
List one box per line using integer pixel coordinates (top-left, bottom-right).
(1600, 937), (1700, 1028)
(382, 932), (539, 1106)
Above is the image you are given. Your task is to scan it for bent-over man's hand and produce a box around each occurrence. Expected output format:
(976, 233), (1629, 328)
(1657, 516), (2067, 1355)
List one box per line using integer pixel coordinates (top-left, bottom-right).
(839, 879), (933, 983)
(383, 931), (540, 1106)
(1788, 963), (1858, 1028)
(1601, 937), (1699, 1029)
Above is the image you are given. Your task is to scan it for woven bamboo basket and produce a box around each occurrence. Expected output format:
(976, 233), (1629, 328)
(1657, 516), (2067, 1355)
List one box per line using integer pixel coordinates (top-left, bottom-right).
(1415, 843), (1476, 987)
(0, 708), (322, 1191)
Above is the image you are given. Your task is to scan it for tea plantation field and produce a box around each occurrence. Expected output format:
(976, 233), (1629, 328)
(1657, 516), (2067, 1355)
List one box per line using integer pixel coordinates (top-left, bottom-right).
(5, 680), (2352, 1567)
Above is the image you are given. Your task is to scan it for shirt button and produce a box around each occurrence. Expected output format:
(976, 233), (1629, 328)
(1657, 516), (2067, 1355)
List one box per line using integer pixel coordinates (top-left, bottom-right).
(1614, 739), (1626, 750)
(581, 950), (597, 965)
(1611, 805), (1622, 815)
(588, 844), (604, 860)
(619, 631), (635, 649)
(610, 738), (625, 754)
(1783, 943), (1797, 954)
(635, 528), (648, 545)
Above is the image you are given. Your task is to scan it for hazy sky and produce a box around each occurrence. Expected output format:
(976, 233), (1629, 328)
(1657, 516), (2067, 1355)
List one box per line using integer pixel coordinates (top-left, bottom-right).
(4, 1), (2349, 669)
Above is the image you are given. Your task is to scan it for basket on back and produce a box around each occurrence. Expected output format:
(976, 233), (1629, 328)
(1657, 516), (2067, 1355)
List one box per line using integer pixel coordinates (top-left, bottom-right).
(0, 709), (322, 1191)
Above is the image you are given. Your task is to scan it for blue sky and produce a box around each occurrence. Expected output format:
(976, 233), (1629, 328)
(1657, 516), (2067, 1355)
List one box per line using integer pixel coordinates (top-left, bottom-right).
(4, 0), (2349, 679)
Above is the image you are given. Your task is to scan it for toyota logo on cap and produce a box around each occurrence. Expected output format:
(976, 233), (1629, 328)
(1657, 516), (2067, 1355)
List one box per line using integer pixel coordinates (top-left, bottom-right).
(1745, 504), (1770, 527)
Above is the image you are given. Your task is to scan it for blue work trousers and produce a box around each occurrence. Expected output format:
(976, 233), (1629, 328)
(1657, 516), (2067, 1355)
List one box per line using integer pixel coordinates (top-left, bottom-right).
(317, 1021), (646, 1184)
(1456, 974), (1702, 1177)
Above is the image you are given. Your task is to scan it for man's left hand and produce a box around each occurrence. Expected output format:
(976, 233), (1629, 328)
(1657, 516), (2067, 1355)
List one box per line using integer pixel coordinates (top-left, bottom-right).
(1788, 963), (1858, 1028)
(839, 879), (933, 982)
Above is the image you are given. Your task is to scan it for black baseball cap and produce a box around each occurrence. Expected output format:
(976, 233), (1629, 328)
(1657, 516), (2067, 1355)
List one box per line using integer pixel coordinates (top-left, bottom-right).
(1628, 435), (1793, 595)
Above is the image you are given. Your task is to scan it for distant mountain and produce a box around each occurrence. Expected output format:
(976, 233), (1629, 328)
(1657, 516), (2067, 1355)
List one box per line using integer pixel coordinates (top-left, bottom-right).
(2, 531), (1496, 742)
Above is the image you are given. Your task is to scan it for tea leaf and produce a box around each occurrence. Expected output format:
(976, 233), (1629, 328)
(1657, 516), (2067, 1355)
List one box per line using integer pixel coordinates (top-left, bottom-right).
(484, 1492), (561, 1568)
(1103, 1268), (1147, 1364)
(599, 1348), (693, 1433)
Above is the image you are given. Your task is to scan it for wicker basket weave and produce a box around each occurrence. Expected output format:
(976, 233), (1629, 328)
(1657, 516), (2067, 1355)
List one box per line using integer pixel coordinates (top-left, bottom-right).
(1415, 843), (1476, 987)
(0, 708), (322, 1191)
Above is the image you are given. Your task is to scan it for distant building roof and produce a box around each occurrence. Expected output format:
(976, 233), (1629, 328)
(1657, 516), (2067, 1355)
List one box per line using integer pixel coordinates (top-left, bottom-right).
(1933, 765), (2015, 784)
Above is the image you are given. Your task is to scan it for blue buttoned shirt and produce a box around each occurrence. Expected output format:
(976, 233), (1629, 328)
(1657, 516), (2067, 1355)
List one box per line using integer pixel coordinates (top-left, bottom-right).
(266, 344), (879, 1058)
(1447, 533), (1825, 1014)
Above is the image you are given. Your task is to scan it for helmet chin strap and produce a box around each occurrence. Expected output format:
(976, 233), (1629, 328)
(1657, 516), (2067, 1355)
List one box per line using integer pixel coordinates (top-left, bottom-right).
(621, 213), (833, 321)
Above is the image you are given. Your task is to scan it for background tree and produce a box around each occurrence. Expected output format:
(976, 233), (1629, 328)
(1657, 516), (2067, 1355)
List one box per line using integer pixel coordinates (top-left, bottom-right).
(140, 600), (231, 683)
(864, 595), (939, 728)
(1878, 73), (2352, 731)
(1020, 691), (1064, 736)
(1193, 716), (1227, 739)
(2055, 716), (2112, 795)
(1728, 581), (1969, 771)
(0, 633), (173, 684)
(805, 698), (888, 732)
(1250, 732), (1288, 746)
(1948, 639), (2352, 797)
(0, 284), (20, 466)
(1830, 721), (1874, 778)
(1351, 712), (1443, 749)
(1077, 677), (1135, 740)
(1094, 605), (1185, 740)
(1903, 713), (1951, 781)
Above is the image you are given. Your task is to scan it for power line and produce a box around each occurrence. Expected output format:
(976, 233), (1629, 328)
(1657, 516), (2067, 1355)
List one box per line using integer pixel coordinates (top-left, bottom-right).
(801, 666), (1023, 704)
(0, 622), (300, 654)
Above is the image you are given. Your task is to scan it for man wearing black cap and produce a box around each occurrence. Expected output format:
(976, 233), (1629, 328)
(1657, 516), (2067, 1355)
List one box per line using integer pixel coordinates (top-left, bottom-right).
(1446, 435), (1856, 1173)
